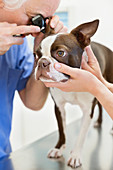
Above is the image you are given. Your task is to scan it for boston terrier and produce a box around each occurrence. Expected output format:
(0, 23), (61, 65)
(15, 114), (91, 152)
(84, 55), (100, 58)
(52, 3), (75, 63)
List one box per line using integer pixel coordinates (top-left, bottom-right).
(34, 20), (113, 168)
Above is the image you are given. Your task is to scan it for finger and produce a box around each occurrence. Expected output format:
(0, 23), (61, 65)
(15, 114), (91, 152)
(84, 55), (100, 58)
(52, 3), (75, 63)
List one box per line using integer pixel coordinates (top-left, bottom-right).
(11, 37), (24, 45)
(45, 19), (49, 25)
(53, 21), (64, 33)
(44, 81), (68, 89)
(4, 35), (24, 46)
(0, 48), (10, 55)
(44, 80), (73, 92)
(85, 46), (97, 63)
(54, 63), (79, 77)
(81, 57), (93, 72)
(10, 23), (17, 27)
(11, 25), (40, 35)
(0, 22), (17, 27)
(0, 35), (24, 48)
(59, 26), (68, 33)
(44, 82), (61, 88)
(50, 15), (59, 28)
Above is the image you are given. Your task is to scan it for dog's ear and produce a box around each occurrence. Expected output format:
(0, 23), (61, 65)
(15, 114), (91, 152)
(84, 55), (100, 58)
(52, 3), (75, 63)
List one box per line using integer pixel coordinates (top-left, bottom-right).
(71, 20), (99, 48)
(44, 18), (55, 37)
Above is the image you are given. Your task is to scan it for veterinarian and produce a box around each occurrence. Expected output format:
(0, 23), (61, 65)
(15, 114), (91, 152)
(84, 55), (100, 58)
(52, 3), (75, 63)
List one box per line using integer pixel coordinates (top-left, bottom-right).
(44, 46), (113, 120)
(0, 0), (67, 159)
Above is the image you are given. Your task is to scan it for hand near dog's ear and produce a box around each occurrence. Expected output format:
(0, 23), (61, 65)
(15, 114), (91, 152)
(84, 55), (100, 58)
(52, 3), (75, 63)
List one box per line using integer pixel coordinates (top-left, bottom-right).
(44, 18), (56, 36)
(81, 46), (103, 82)
(71, 20), (99, 48)
(45, 15), (68, 36)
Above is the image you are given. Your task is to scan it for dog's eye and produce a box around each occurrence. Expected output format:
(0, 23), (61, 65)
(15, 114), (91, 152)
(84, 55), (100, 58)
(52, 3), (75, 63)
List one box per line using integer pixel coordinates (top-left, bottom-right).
(57, 51), (65, 57)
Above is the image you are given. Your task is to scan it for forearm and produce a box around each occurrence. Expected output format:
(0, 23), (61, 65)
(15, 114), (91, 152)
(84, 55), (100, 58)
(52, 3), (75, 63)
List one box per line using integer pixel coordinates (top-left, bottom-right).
(101, 78), (113, 93)
(19, 74), (49, 110)
(91, 78), (113, 120)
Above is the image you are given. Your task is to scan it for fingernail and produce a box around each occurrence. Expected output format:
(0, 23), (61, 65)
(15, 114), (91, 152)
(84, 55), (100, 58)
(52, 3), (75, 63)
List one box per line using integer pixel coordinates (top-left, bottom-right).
(36, 27), (40, 32)
(51, 22), (55, 28)
(55, 63), (61, 70)
(85, 45), (90, 50)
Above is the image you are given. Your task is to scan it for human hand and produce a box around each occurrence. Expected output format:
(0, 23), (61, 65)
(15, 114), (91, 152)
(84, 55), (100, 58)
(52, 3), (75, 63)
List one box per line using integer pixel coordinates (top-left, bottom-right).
(0, 22), (40, 55)
(81, 46), (104, 83)
(49, 15), (68, 33)
(44, 62), (98, 93)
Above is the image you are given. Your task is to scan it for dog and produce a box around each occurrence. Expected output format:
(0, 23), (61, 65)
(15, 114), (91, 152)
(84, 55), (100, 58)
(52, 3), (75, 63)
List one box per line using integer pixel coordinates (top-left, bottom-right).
(34, 20), (113, 168)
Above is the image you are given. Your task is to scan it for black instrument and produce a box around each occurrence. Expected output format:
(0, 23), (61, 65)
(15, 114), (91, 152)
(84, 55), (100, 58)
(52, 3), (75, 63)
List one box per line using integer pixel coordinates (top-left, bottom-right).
(13, 14), (48, 37)
(32, 14), (48, 33)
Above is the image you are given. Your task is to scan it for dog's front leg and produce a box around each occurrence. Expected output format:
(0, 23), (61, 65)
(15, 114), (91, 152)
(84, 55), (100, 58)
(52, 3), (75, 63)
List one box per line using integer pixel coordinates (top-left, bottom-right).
(67, 107), (92, 168)
(48, 103), (66, 159)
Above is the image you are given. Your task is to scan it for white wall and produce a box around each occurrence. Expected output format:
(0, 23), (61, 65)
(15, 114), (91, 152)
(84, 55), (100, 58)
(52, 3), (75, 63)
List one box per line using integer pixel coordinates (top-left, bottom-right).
(10, 0), (113, 151)
(58, 0), (113, 50)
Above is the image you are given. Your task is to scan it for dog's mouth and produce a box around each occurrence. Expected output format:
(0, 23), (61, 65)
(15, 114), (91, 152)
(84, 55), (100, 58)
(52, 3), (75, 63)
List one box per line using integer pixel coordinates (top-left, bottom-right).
(39, 75), (57, 82)
(35, 69), (69, 83)
(39, 75), (69, 83)
(35, 68), (58, 82)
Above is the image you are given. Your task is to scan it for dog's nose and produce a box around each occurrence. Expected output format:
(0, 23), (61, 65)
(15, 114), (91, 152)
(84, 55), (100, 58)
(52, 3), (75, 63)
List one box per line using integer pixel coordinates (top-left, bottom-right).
(38, 59), (50, 69)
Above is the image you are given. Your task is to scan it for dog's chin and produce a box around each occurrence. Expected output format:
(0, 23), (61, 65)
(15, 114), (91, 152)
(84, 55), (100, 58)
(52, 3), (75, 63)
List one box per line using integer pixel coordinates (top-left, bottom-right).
(39, 76), (68, 83)
(39, 76), (56, 82)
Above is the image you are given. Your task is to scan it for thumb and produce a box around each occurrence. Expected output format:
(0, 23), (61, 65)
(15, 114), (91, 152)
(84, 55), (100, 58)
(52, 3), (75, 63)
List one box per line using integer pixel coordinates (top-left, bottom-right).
(81, 57), (92, 72)
(85, 46), (97, 63)
(54, 63), (74, 76)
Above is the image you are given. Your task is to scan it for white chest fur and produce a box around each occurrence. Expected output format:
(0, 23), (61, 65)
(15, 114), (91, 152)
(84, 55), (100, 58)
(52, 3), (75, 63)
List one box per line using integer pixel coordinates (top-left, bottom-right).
(50, 87), (94, 113)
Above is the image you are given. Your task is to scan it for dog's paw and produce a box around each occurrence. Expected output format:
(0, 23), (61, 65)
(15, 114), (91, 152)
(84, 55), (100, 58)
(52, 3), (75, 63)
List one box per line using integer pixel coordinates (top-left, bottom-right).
(47, 148), (63, 158)
(47, 144), (66, 159)
(67, 155), (82, 169)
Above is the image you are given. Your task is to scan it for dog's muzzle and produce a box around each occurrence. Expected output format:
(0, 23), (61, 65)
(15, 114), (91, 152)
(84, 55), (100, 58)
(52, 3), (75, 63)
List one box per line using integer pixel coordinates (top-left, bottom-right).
(35, 57), (69, 82)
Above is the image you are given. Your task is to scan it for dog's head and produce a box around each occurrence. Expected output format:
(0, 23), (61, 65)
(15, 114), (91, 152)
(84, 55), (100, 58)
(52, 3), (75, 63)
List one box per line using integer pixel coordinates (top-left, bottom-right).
(35, 19), (99, 82)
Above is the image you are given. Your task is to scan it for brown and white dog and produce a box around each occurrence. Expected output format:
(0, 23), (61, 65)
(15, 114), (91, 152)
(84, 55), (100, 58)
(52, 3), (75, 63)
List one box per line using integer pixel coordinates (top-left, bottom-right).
(34, 20), (113, 168)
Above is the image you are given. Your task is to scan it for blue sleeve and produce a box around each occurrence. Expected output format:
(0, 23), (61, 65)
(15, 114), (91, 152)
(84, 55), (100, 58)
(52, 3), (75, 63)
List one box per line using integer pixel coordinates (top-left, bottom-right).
(16, 38), (34, 91)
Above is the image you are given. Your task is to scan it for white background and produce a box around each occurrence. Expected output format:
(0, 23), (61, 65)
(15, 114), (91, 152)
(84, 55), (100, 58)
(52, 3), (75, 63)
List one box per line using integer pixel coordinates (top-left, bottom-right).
(10, 0), (113, 152)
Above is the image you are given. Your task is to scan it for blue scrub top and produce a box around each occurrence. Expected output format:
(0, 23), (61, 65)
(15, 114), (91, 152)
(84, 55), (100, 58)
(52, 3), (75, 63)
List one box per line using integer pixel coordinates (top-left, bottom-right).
(0, 38), (34, 159)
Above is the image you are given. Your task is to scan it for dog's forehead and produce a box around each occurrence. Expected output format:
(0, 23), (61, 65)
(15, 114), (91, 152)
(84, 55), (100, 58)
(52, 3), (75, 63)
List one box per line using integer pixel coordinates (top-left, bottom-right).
(41, 34), (58, 55)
